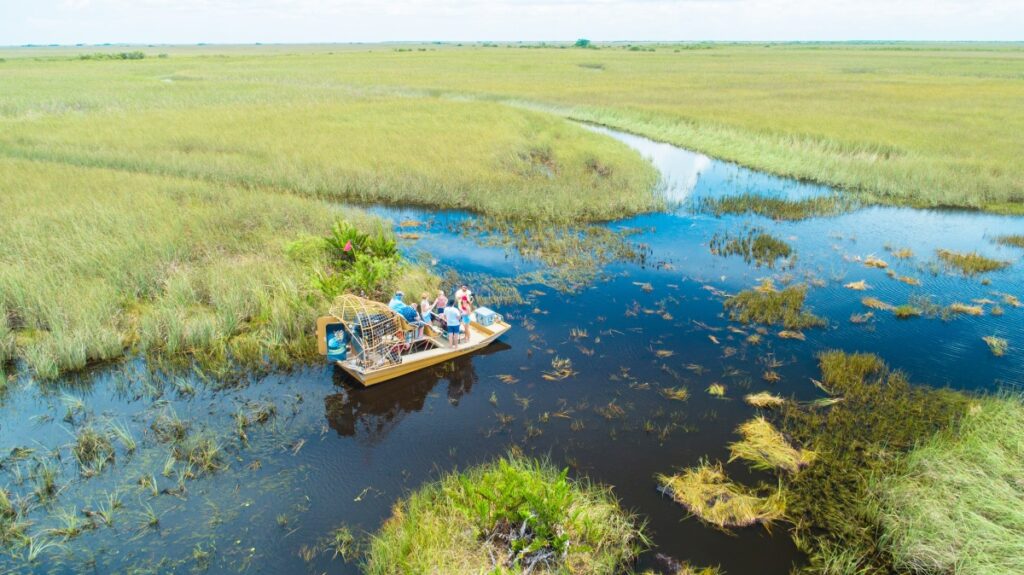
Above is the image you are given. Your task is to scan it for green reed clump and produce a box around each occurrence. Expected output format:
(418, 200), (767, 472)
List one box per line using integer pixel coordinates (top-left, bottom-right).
(697, 194), (851, 221)
(867, 394), (1024, 575)
(173, 432), (225, 476)
(709, 227), (793, 268)
(994, 235), (1024, 249)
(774, 352), (971, 575)
(723, 284), (826, 330)
(364, 455), (644, 575)
(73, 427), (114, 475)
(935, 249), (1010, 276)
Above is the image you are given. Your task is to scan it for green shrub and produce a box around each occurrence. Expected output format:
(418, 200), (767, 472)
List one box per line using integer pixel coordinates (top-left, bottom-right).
(364, 456), (644, 575)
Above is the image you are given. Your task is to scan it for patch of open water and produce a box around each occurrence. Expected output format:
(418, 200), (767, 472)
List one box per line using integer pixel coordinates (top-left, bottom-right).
(2, 128), (1022, 573)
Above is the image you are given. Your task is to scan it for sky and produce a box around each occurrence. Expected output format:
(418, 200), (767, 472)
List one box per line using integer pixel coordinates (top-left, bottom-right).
(1, 0), (1021, 45)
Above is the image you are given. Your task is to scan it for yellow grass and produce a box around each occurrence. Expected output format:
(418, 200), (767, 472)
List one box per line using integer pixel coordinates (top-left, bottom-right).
(728, 417), (816, 474)
(745, 392), (786, 408)
(657, 460), (786, 529)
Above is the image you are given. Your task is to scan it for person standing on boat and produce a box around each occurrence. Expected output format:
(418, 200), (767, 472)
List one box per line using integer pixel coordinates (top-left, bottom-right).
(432, 290), (448, 324)
(443, 301), (462, 348)
(458, 291), (473, 342)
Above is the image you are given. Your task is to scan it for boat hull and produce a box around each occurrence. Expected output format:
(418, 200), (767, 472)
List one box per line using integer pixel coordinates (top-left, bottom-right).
(337, 320), (511, 386)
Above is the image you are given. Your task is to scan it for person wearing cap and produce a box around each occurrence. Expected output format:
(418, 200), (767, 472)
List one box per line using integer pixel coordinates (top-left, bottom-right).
(388, 291), (406, 312)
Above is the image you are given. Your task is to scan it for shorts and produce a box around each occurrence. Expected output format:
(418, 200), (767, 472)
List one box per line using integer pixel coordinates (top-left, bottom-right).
(447, 324), (460, 335)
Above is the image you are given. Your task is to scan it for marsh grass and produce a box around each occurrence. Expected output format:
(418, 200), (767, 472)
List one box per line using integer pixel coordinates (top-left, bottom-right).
(656, 460), (785, 529)
(709, 227), (793, 268)
(0, 157), (435, 379)
(723, 284), (825, 331)
(2, 44), (1023, 213)
(775, 352), (970, 574)
(867, 395), (1024, 575)
(994, 235), (1024, 249)
(728, 417), (815, 474)
(363, 455), (644, 575)
(935, 249), (1009, 276)
(697, 194), (851, 221)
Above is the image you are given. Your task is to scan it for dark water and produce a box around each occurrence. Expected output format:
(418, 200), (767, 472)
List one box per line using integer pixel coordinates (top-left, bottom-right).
(2, 128), (1022, 574)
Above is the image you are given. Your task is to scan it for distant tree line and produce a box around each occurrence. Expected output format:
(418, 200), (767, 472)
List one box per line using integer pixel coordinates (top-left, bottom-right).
(79, 51), (146, 61)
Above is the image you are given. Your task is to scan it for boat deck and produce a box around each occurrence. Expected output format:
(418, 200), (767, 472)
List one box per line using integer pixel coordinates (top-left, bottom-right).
(337, 320), (511, 386)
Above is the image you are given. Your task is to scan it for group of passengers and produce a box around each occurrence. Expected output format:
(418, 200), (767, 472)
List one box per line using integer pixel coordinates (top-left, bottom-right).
(388, 285), (474, 348)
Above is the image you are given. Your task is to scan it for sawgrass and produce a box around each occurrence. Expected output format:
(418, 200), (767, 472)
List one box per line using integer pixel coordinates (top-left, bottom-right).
(5, 43), (1020, 212)
(698, 194), (851, 221)
(0, 158), (434, 378)
(728, 417), (816, 474)
(364, 455), (644, 575)
(867, 394), (1024, 575)
(656, 460), (786, 529)
(0, 99), (658, 223)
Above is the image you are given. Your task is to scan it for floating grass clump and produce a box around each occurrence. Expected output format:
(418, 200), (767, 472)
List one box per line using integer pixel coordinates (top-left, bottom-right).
(892, 304), (922, 319)
(656, 460), (785, 529)
(947, 302), (984, 316)
(709, 227), (793, 268)
(364, 456), (644, 575)
(697, 194), (851, 221)
(982, 336), (1008, 357)
(868, 394), (1024, 575)
(936, 249), (1009, 276)
(728, 417), (815, 474)
(723, 284), (825, 330)
(745, 392), (786, 408)
(706, 384), (726, 397)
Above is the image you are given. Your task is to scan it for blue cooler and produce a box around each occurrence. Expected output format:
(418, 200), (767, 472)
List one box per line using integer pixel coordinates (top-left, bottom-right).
(475, 307), (501, 326)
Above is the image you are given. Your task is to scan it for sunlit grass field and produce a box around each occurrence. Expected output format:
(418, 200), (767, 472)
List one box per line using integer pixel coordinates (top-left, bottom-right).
(3, 42), (1023, 212)
(1, 41), (1022, 377)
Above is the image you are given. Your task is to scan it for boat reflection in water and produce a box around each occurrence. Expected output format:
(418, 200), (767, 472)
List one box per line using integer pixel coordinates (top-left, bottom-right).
(324, 341), (512, 442)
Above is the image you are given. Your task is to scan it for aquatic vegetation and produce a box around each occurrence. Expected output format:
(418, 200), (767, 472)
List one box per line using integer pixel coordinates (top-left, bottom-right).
(744, 392), (786, 408)
(892, 304), (922, 319)
(661, 387), (689, 402)
(656, 460), (786, 529)
(994, 234), (1024, 249)
(891, 248), (914, 259)
(173, 433), (225, 476)
(861, 296), (894, 311)
(709, 227), (793, 268)
(982, 336), (1008, 357)
(867, 395), (1024, 575)
(363, 456), (644, 575)
(776, 330), (806, 341)
(542, 357), (576, 381)
(947, 302), (984, 316)
(73, 427), (115, 475)
(697, 194), (851, 221)
(863, 255), (888, 269)
(706, 384), (726, 398)
(774, 352), (971, 574)
(724, 284), (825, 331)
(936, 249), (1009, 276)
(728, 417), (815, 474)
(842, 280), (869, 291)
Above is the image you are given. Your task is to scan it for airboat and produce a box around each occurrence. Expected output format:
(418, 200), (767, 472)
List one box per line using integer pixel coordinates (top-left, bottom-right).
(315, 294), (512, 386)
